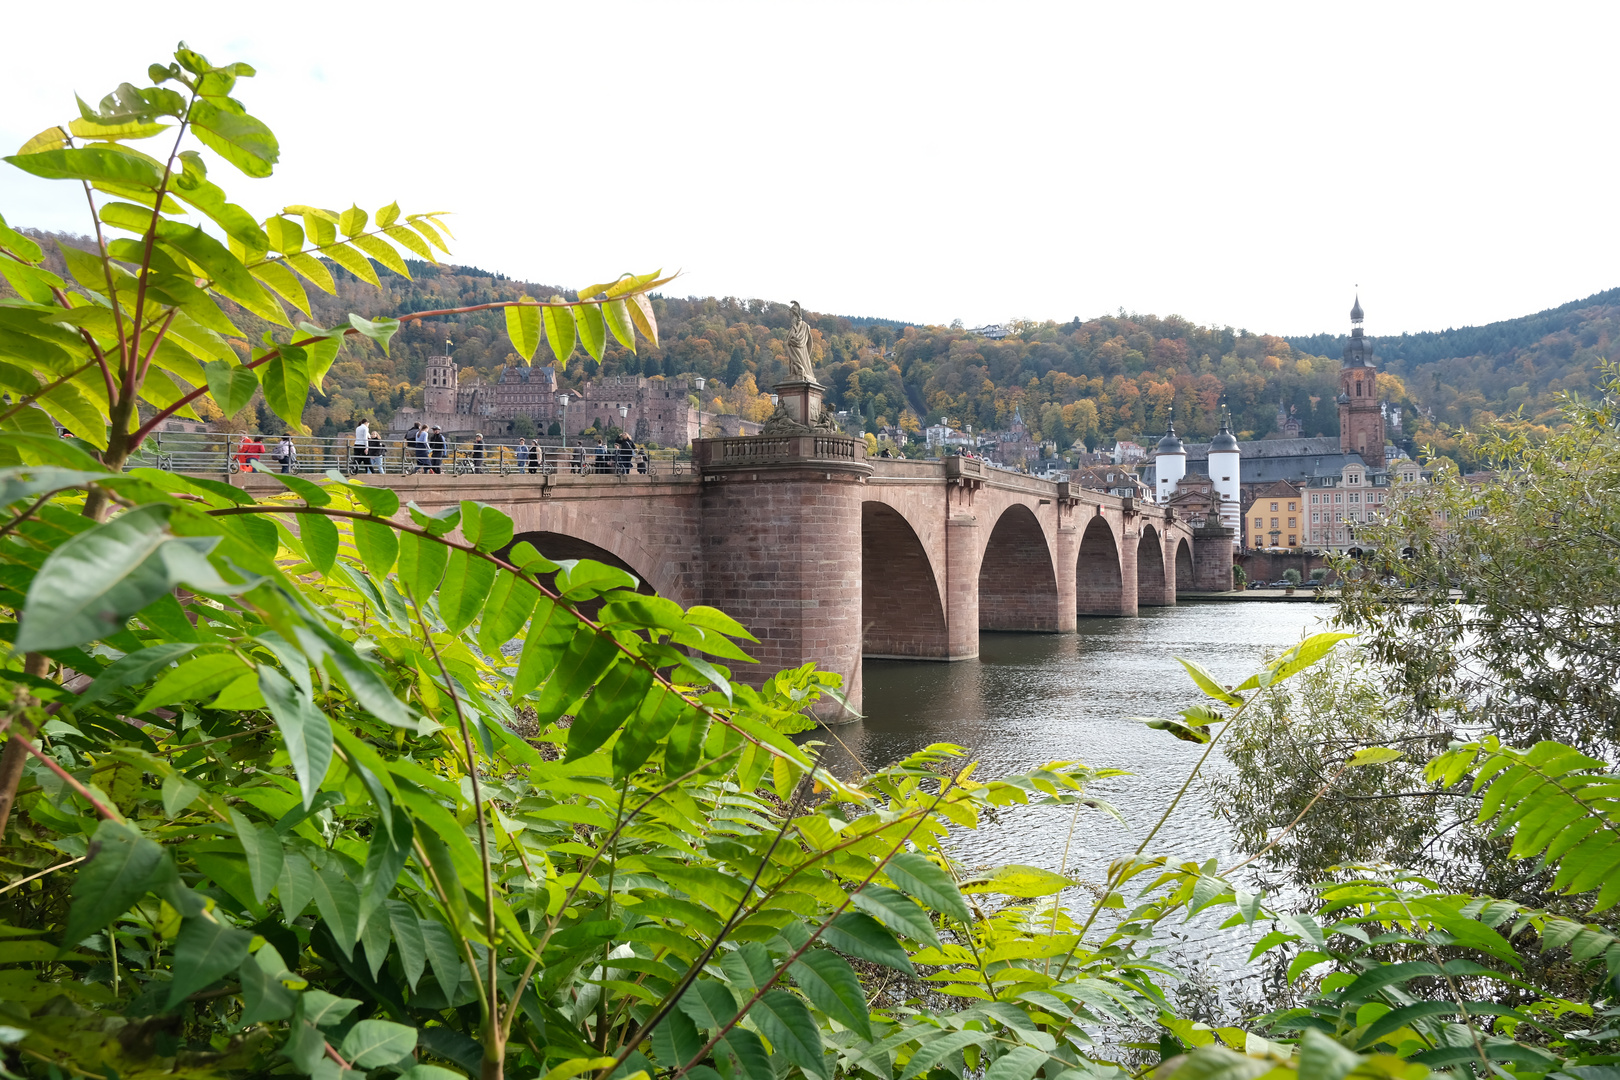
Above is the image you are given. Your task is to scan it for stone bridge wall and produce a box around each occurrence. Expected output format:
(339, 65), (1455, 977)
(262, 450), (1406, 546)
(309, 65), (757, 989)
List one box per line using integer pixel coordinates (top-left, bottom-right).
(232, 441), (1228, 717)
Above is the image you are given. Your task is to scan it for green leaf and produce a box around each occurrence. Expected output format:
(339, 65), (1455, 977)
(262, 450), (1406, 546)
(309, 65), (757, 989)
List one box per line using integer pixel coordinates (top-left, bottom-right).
(789, 950), (873, 1039)
(717, 1029), (773, 1080)
(1176, 657), (1245, 706)
(603, 298), (637, 353)
(849, 885), (940, 947)
(60, 820), (168, 949)
(204, 360), (259, 416)
(386, 900), (428, 990)
(304, 988), (363, 1028)
(629, 292), (659, 347)
(536, 631), (620, 726)
(266, 215), (304, 253)
(399, 1068), (467, 1080)
(567, 659), (653, 762)
(359, 805), (413, 917)
(15, 504), (250, 652)
(133, 652), (251, 713)
(397, 530), (449, 605)
(820, 912), (915, 973)
(166, 915), (254, 1006)
(884, 852), (972, 922)
(1297, 1030), (1363, 1080)
(751, 989), (826, 1080)
(439, 548), (497, 635)
(898, 1030), (989, 1080)
(477, 571), (540, 653)
(1137, 715), (1212, 744)
(1161, 1044), (1275, 1080)
(576, 303), (607, 362)
(239, 944), (300, 1025)
(0, 211), (44, 263)
(544, 300), (576, 367)
(260, 667), (333, 809)
(301, 513), (339, 575)
(677, 979), (738, 1031)
(188, 98), (279, 178)
(1347, 746), (1403, 767)
(506, 303), (541, 362)
(0, 258), (63, 303)
(961, 864), (1075, 898)
(353, 518), (399, 579)
(339, 204), (369, 239)
(230, 809), (286, 903)
(5, 146), (162, 188)
(340, 1019), (417, 1068)
(419, 918), (463, 996)
(348, 313), (399, 355)
(983, 1046), (1049, 1080)
(162, 772), (202, 817)
(262, 345), (312, 431)
(155, 220), (285, 325)
(311, 865), (363, 959)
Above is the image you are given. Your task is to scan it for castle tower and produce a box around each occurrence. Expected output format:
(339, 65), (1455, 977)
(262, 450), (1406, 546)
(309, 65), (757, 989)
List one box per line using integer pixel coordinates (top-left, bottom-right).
(1338, 295), (1385, 467)
(1208, 403), (1242, 546)
(425, 340), (457, 415)
(1153, 409), (1186, 503)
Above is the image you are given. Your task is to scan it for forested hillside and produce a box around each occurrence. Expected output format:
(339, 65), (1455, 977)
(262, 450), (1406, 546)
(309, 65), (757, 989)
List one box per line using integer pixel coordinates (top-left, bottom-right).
(13, 230), (1616, 451)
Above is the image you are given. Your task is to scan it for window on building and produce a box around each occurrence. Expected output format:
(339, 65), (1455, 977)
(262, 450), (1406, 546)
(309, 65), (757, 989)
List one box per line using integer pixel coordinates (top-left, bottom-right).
(1288, 517), (1296, 528)
(1350, 493), (1359, 503)
(1355, 381), (1362, 396)
(1253, 518), (1263, 531)
(1270, 517), (1279, 528)
(1289, 535), (1297, 546)
(1288, 501), (1297, 511)
(1312, 512), (1320, 523)
(1270, 502), (1278, 512)
(1335, 493), (1343, 503)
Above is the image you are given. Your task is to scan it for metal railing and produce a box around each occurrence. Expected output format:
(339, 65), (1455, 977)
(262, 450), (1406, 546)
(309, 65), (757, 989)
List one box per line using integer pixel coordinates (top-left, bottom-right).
(127, 430), (687, 478)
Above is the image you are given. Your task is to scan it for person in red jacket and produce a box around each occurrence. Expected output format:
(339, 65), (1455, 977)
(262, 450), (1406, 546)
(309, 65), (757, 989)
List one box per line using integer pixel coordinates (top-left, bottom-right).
(236, 434), (266, 472)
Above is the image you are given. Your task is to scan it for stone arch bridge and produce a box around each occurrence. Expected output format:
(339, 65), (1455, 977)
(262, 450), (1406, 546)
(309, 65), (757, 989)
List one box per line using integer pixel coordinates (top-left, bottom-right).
(242, 435), (1231, 717)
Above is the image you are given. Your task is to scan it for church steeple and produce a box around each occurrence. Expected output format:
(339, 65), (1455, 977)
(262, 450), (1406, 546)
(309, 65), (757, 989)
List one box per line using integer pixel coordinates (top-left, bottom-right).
(1337, 292), (1384, 468)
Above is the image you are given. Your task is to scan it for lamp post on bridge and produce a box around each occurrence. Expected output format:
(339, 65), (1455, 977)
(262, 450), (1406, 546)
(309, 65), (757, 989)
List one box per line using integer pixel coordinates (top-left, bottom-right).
(694, 376), (706, 441)
(557, 393), (570, 449)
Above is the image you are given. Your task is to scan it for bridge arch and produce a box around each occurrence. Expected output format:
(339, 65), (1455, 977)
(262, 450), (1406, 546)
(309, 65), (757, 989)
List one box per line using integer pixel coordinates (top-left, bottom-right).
(1076, 514), (1125, 616)
(978, 503), (1060, 631)
(502, 499), (689, 603)
(1137, 523), (1172, 606)
(1174, 538), (1195, 596)
(861, 502), (948, 658)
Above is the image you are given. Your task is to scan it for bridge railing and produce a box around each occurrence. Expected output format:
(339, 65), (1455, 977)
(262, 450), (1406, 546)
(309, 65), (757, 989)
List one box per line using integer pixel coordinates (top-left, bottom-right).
(126, 430), (688, 478)
(694, 432), (866, 468)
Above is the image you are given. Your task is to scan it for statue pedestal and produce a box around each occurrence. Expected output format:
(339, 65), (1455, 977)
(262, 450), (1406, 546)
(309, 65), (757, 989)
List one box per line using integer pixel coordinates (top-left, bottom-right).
(774, 380), (825, 427)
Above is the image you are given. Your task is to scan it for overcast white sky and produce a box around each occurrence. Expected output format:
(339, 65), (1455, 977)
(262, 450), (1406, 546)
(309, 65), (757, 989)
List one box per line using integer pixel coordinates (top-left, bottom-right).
(4, 2), (1615, 337)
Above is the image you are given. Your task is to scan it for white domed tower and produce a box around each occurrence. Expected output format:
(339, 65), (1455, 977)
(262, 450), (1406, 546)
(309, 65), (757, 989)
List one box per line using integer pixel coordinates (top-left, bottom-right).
(1208, 403), (1242, 545)
(1153, 410), (1186, 503)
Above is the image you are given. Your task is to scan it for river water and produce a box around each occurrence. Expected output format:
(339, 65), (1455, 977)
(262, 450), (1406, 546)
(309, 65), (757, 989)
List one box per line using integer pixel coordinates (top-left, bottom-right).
(825, 600), (1332, 993)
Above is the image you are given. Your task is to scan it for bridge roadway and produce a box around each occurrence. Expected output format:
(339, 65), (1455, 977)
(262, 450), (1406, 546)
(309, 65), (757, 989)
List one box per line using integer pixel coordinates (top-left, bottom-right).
(230, 434), (1233, 719)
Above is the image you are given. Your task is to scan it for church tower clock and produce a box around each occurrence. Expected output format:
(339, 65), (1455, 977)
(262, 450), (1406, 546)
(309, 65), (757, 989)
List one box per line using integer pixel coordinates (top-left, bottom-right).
(1337, 294), (1385, 468)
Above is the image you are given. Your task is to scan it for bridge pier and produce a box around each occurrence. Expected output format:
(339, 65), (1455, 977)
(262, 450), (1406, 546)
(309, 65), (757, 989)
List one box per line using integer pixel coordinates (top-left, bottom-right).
(1054, 522), (1078, 633)
(1192, 523), (1237, 591)
(695, 436), (871, 720)
(943, 511), (981, 660)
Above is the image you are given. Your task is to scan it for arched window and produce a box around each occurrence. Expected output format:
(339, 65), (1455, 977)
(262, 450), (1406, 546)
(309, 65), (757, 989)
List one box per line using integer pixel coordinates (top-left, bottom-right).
(1355, 381), (1362, 396)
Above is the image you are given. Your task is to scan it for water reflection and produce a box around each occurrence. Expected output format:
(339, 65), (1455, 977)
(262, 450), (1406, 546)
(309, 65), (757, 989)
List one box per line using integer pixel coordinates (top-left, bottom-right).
(818, 602), (1331, 979)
